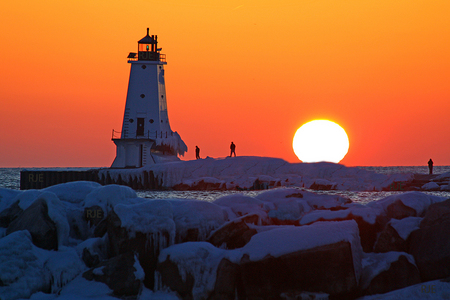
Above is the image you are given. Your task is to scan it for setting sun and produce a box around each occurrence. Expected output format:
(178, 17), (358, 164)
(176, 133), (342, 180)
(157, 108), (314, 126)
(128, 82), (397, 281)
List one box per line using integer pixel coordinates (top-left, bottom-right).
(293, 120), (349, 163)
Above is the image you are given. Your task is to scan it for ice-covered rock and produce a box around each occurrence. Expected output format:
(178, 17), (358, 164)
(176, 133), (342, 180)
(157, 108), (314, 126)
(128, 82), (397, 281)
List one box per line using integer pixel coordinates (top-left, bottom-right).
(214, 194), (268, 221)
(157, 242), (231, 300)
(409, 199), (450, 281)
(238, 220), (363, 298)
(82, 251), (143, 296)
(367, 191), (446, 219)
(44, 181), (101, 204)
(299, 206), (384, 252)
(83, 184), (138, 214)
(207, 214), (259, 249)
(0, 231), (85, 299)
(421, 181), (440, 191)
(374, 217), (422, 253)
(170, 199), (225, 243)
(106, 200), (176, 289)
(360, 252), (420, 296)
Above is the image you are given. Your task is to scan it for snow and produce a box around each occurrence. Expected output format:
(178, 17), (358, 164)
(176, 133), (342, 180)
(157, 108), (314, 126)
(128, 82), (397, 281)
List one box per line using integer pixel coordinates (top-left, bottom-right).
(240, 220), (361, 261)
(92, 266), (105, 276)
(83, 184), (138, 213)
(367, 191), (446, 217)
(422, 182), (440, 190)
(133, 254), (145, 281)
(360, 251), (416, 290)
(389, 217), (422, 240)
(44, 181), (102, 204)
(0, 188), (22, 212)
(356, 279), (450, 300)
(300, 206), (382, 225)
(213, 194), (267, 220)
(170, 200), (225, 242)
(158, 242), (229, 299)
(101, 156), (415, 191)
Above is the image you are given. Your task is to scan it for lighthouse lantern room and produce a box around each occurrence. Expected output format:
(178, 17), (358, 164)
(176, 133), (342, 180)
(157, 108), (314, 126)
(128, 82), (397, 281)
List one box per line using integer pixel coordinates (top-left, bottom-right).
(111, 29), (187, 168)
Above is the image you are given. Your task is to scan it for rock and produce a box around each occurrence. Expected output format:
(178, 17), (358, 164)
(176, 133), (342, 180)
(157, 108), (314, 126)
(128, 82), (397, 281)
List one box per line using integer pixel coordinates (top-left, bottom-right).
(82, 247), (100, 268)
(409, 199), (450, 281)
(239, 241), (358, 299)
(106, 201), (175, 289)
(0, 201), (23, 227)
(238, 221), (363, 298)
(300, 207), (385, 252)
(207, 214), (259, 249)
(374, 217), (421, 253)
(309, 179), (337, 190)
(360, 252), (421, 296)
(6, 198), (58, 250)
(209, 258), (240, 300)
(422, 182), (440, 191)
(82, 251), (142, 296)
(157, 242), (230, 300)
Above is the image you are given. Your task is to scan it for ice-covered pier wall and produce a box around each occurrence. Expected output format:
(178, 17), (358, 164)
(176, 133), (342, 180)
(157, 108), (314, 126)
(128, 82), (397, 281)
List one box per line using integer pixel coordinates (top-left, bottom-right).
(19, 169), (163, 190)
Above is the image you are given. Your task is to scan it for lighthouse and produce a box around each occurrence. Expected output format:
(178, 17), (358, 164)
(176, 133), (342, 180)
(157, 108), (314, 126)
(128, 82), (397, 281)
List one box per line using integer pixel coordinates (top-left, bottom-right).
(111, 29), (187, 168)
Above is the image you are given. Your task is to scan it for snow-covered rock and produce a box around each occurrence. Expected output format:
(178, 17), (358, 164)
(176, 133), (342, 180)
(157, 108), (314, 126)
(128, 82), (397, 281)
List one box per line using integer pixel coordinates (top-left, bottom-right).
(421, 181), (440, 191)
(360, 252), (420, 295)
(374, 217), (422, 253)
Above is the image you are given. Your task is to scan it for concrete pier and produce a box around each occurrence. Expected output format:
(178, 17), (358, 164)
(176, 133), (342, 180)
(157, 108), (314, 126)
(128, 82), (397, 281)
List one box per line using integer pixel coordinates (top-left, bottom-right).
(20, 169), (163, 190)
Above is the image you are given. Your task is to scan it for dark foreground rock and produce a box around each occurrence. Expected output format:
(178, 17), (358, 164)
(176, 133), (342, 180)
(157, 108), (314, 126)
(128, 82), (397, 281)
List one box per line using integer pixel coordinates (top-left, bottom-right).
(83, 251), (143, 296)
(409, 199), (450, 281)
(207, 214), (259, 249)
(6, 198), (58, 250)
(360, 252), (421, 296)
(239, 241), (358, 299)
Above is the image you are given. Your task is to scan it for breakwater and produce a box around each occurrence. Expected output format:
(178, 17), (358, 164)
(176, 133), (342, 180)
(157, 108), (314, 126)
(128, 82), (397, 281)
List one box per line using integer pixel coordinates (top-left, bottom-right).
(20, 169), (162, 190)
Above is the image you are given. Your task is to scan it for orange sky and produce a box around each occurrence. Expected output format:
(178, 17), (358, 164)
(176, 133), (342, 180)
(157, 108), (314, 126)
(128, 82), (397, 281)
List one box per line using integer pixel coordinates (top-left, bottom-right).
(1, 0), (449, 167)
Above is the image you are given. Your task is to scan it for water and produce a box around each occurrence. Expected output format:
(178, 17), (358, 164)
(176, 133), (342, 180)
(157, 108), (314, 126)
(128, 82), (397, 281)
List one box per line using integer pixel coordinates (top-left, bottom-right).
(1, 167), (449, 204)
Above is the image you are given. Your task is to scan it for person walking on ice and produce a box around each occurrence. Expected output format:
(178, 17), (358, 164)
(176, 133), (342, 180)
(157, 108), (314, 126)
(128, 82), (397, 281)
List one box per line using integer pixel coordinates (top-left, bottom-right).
(230, 142), (236, 157)
(195, 146), (200, 159)
(428, 158), (434, 175)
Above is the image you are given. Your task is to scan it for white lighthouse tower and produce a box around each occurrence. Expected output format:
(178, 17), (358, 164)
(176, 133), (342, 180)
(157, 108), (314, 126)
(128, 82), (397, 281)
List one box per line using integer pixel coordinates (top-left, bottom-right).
(111, 29), (187, 168)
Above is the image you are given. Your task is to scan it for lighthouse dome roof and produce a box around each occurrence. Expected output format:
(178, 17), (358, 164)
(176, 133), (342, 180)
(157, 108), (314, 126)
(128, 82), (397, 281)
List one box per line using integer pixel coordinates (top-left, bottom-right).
(138, 29), (156, 44)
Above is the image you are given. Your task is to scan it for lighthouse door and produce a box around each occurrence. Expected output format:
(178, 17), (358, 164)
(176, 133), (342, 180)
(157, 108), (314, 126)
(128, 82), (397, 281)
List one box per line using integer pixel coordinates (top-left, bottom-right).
(136, 118), (145, 136)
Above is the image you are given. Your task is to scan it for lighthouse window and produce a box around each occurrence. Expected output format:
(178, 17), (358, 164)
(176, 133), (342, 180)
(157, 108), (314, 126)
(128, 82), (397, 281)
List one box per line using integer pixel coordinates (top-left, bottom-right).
(161, 95), (164, 98)
(161, 120), (163, 123)
(141, 65), (146, 69)
(149, 119), (154, 123)
(140, 94), (145, 98)
(129, 119), (134, 123)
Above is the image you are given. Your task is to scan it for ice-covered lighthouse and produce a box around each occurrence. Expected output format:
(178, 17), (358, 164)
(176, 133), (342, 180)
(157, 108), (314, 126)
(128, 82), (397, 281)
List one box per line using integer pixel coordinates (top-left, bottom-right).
(111, 29), (187, 168)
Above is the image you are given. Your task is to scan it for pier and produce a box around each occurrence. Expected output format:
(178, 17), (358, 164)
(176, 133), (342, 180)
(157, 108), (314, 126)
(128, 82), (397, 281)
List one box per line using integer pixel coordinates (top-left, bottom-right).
(20, 169), (162, 190)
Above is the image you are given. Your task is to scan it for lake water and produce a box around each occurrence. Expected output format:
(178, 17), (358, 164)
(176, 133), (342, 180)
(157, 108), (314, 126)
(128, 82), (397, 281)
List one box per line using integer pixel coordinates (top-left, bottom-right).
(2, 166), (450, 204)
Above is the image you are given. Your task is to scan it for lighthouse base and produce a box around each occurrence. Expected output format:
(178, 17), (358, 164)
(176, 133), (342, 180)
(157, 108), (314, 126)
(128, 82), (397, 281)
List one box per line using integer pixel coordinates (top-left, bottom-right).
(111, 139), (181, 168)
(111, 139), (155, 168)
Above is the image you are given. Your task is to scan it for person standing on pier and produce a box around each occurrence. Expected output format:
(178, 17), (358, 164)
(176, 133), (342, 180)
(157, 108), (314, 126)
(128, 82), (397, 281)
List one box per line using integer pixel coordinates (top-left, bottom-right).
(195, 146), (200, 159)
(428, 158), (434, 175)
(230, 142), (236, 157)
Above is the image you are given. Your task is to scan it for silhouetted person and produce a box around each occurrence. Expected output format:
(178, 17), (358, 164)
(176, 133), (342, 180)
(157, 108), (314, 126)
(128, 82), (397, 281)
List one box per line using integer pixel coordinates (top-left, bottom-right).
(230, 142), (236, 157)
(428, 158), (433, 175)
(195, 146), (200, 159)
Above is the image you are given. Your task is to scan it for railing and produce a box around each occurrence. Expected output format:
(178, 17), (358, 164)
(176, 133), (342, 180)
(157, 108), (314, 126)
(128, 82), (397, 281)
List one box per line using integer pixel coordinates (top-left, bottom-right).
(127, 53), (166, 62)
(112, 129), (174, 140)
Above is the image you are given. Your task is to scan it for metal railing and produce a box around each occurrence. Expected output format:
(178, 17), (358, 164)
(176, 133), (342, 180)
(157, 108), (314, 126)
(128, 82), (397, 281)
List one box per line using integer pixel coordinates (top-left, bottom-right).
(112, 129), (174, 140)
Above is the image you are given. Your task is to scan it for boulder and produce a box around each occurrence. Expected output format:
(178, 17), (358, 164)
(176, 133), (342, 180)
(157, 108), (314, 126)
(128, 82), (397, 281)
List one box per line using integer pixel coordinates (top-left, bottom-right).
(157, 242), (229, 300)
(238, 221), (363, 298)
(6, 198), (58, 250)
(374, 217), (421, 253)
(300, 206), (384, 252)
(409, 199), (450, 281)
(207, 214), (259, 249)
(82, 251), (143, 296)
(360, 252), (421, 296)
(106, 200), (175, 289)
(0, 201), (23, 227)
